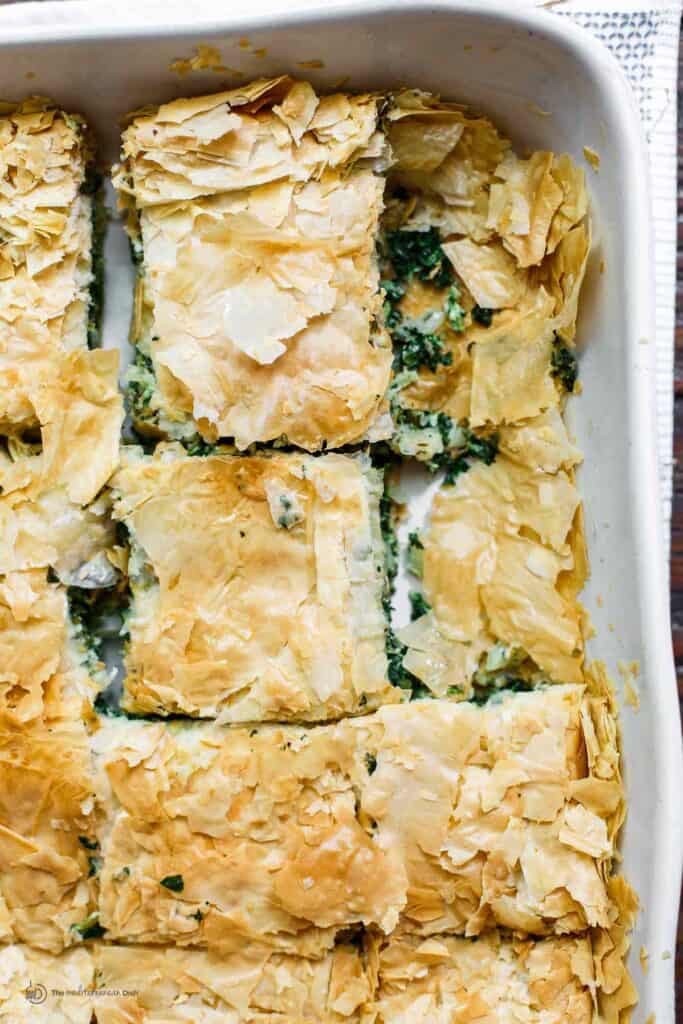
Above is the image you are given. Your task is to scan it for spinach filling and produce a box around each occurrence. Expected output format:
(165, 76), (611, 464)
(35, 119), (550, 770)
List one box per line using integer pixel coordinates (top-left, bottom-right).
(80, 167), (107, 348)
(392, 407), (499, 484)
(444, 283), (467, 332)
(470, 643), (536, 704)
(381, 228), (457, 380)
(160, 874), (184, 893)
(69, 583), (129, 715)
(182, 436), (221, 457)
(126, 350), (157, 424)
(68, 586), (125, 666)
(381, 227), (498, 479)
(68, 587), (107, 676)
(384, 226), (454, 289)
(551, 336), (579, 393)
(471, 305), (494, 327)
(71, 912), (106, 941)
(391, 319), (453, 374)
(378, 476), (427, 696)
(406, 531), (424, 577)
(409, 591), (431, 620)
(469, 676), (535, 705)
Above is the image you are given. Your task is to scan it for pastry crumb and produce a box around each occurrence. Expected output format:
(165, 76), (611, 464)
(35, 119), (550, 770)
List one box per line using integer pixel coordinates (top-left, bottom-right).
(583, 145), (600, 170)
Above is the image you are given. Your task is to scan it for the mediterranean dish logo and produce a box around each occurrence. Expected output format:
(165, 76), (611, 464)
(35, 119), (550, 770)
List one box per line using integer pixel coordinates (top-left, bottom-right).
(23, 982), (47, 1005)
(23, 983), (139, 1003)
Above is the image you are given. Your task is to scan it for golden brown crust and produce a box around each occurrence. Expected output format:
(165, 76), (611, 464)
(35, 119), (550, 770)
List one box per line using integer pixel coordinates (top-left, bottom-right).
(0, 100), (94, 430)
(118, 79), (384, 206)
(94, 942), (372, 1023)
(0, 569), (96, 724)
(592, 875), (639, 1024)
(0, 920), (637, 1023)
(0, 941), (372, 1023)
(92, 688), (621, 951)
(0, 710), (99, 953)
(0, 98), (115, 961)
(0, 350), (122, 583)
(0, 943), (94, 1022)
(92, 716), (405, 954)
(401, 420), (586, 697)
(383, 91), (589, 429)
(353, 687), (621, 938)
(367, 931), (595, 1023)
(115, 80), (392, 450)
(0, 86), (634, 1017)
(112, 448), (395, 722)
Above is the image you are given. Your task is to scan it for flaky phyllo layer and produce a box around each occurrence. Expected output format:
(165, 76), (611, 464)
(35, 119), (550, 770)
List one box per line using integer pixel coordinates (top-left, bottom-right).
(111, 447), (395, 721)
(0, 920), (638, 1024)
(0, 100), (101, 429)
(114, 81), (588, 457)
(0, 101), (122, 961)
(0, 686), (630, 1021)
(115, 78), (393, 451)
(0, 99), (123, 606)
(88, 687), (621, 952)
(399, 411), (588, 698)
(0, 349), (123, 586)
(0, 578), (110, 956)
(0, 707), (99, 954)
(381, 92), (589, 461)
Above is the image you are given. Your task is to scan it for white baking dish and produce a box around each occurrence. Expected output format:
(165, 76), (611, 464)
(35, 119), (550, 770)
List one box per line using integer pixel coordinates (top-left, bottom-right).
(0, 0), (680, 1018)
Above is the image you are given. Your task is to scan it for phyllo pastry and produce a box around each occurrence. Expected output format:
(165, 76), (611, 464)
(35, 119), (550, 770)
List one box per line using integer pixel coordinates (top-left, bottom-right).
(0, 350), (122, 587)
(91, 716), (404, 955)
(91, 684), (621, 952)
(93, 943), (372, 1023)
(115, 77), (393, 451)
(0, 941), (372, 1023)
(0, 708), (100, 953)
(352, 683), (623, 938)
(111, 447), (395, 721)
(368, 931), (596, 1023)
(0, 99), (102, 431)
(368, 882), (639, 1024)
(380, 90), (590, 467)
(0, 569), (100, 724)
(0, 943), (94, 1023)
(399, 412), (586, 698)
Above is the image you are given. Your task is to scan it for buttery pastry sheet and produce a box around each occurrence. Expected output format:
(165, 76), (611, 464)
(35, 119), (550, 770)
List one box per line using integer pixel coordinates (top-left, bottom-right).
(381, 90), (590, 446)
(0, 349), (122, 587)
(0, 99), (114, 961)
(0, 944), (94, 1023)
(0, 100), (96, 430)
(94, 942), (372, 1023)
(0, 708), (99, 953)
(399, 412), (587, 697)
(115, 78), (393, 450)
(0, 941), (371, 1023)
(90, 686), (621, 952)
(90, 714), (402, 955)
(350, 683), (621, 938)
(111, 448), (395, 720)
(368, 931), (596, 1023)
(0, 928), (635, 1023)
(0, 569), (96, 723)
(0, 99), (121, 588)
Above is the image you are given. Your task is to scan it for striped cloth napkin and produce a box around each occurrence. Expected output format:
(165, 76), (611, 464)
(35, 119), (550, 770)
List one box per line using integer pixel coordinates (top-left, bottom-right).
(557, 0), (681, 557)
